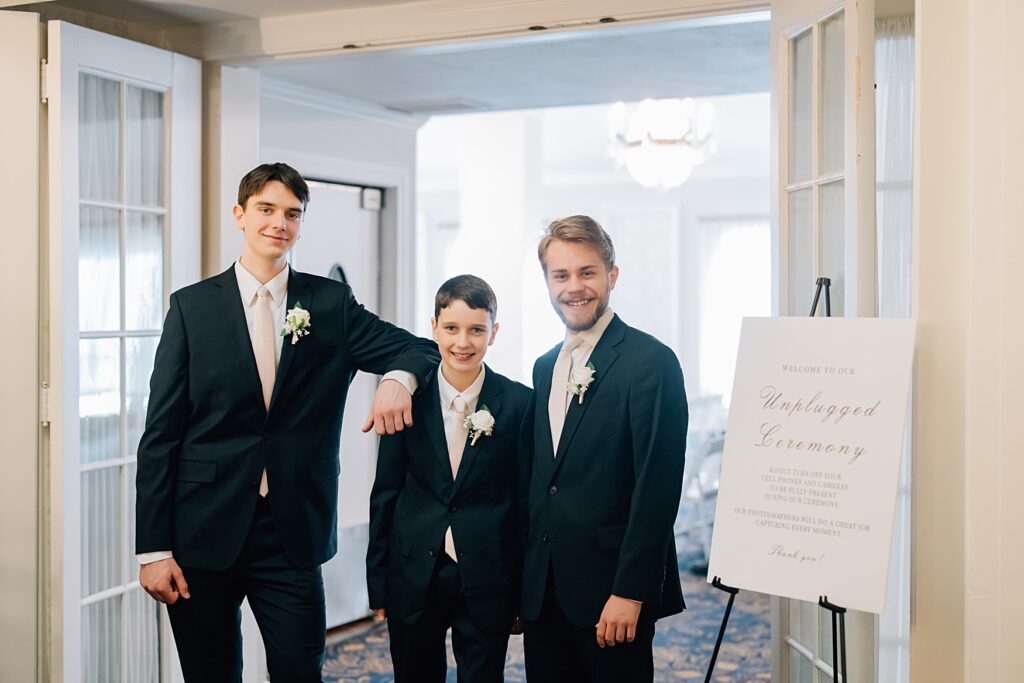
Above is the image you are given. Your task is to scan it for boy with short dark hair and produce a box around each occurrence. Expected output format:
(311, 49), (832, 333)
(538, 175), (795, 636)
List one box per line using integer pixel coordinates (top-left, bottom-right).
(367, 274), (533, 682)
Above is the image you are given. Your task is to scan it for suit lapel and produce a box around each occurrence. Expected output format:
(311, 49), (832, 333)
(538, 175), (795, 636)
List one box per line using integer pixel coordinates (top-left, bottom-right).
(534, 348), (558, 480)
(266, 269), (313, 417)
(418, 375), (451, 478)
(551, 316), (627, 480)
(451, 369), (502, 499)
(212, 266), (266, 414)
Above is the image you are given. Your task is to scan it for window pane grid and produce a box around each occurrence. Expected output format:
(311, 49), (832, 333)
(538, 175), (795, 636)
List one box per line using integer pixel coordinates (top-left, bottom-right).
(782, 8), (847, 677)
(78, 70), (167, 682)
(785, 8), (846, 317)
(81, 199), (167, 215)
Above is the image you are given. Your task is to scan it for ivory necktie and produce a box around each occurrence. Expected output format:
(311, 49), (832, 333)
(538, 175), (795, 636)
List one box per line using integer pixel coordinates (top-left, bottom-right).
(254, 286), (276, 497)
(444, 395), (468, 561)
(548, 337), (585, 455)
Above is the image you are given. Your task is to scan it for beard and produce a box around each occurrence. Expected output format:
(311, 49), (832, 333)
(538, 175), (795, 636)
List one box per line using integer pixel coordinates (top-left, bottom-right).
(554, 291), (610, 332)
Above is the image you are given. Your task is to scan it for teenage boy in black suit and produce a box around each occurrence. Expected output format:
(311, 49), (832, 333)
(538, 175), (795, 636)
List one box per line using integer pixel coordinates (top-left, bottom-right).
(521, 215), (688, 683)
(367, 275), (533, 682)
(135, 163), (439, 682)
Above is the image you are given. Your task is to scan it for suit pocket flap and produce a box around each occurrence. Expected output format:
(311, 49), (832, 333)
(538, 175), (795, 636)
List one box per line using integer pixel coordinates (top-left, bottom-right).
(595, 524), (628, 549)
(309, 457), (341, 482)
(177, 460), (216, 483)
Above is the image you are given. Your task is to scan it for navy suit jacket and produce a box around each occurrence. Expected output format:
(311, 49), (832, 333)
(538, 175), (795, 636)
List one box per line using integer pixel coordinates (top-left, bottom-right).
(521, 314), (687, 627)
(367, 366), (532, 634)
(135, 266), (439, 570)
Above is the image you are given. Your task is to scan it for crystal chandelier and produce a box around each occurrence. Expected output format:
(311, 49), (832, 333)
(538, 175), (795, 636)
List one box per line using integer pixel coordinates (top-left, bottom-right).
(607, 98), (715, 190)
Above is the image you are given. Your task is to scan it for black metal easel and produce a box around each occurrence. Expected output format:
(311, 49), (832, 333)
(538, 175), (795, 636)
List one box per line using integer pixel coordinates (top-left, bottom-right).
(705, 277), (849, 683)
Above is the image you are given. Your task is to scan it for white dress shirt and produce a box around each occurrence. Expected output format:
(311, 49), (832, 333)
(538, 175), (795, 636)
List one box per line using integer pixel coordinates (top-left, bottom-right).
(437, 363), (486, 445)
(551, 307), (616, 412)
(437, 363), (485, 560)
(137, 261), (417, 565)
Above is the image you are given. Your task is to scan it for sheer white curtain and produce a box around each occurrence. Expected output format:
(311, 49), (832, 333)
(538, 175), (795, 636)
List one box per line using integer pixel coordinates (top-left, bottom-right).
(876, 16), (914, 683)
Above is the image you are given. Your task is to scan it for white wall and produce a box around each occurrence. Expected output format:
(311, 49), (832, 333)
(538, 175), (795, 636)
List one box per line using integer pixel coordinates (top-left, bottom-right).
(914, 0), (1024, 681)
(0, 12), (40, 682)
(417, 94), (770, 387)
(260, 97), (418, 174)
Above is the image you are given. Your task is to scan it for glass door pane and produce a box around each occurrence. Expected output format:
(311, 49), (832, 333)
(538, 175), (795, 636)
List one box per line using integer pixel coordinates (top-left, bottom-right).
(78, 70), (166, 683)
(820, 12), (845, 175)
(789, 29), (813, 183)
(788, 188), (813, 314)
(820, 180), (845, 315)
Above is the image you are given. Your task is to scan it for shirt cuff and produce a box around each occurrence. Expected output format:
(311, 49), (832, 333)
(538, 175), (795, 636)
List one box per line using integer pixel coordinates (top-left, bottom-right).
(381, 370), (417, 395)
(137, 551), (174, 565)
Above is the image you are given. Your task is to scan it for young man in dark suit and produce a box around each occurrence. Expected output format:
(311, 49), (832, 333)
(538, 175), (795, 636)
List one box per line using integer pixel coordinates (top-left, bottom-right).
(135, 163), (439, 683)
(521, 215), (688, 682)
(367, 275), (532, 682)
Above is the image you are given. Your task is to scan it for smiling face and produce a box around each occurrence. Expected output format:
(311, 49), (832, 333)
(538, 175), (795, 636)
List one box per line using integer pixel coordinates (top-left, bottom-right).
(543, 239), (619, 332)
(431, 299), (498, 385)
(233, 180), (303, 269)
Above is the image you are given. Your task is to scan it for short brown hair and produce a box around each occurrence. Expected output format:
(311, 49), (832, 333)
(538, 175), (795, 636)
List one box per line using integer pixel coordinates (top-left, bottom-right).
(538, 215), (616, 272)
(237, 162), (310, 210)
(434, 274), (498, 323)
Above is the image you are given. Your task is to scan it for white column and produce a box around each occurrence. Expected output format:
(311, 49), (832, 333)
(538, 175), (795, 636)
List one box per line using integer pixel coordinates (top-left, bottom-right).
(203, 65), (260, 277)
(0, 11), (40, 683)
(451, 112), (545, 382)
(913, 0), (1024, 681)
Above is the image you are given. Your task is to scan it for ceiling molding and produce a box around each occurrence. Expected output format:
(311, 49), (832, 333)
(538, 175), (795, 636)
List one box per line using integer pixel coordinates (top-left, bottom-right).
(260, 76), (427, 129)
(200, 0), (768, 63)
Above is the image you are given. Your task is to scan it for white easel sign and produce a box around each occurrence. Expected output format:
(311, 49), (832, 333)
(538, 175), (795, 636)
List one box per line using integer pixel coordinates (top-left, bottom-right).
(707, 317), (915, 613)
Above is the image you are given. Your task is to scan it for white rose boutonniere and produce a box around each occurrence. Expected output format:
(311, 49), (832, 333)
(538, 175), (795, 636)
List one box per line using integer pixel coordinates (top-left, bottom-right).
(464, 405), (495, 446)
(281, 302), (311, 345)
(568, 362), (596, 404)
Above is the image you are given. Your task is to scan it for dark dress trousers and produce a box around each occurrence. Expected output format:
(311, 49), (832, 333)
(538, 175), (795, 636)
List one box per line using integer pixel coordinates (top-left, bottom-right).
(367, 367), (532, 682)
(521, 314), (687, 682)
(136, 266), (438, 682)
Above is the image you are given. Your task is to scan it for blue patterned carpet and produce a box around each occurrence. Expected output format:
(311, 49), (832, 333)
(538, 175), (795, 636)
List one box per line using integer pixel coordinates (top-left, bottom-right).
(323, 543), (770, 682)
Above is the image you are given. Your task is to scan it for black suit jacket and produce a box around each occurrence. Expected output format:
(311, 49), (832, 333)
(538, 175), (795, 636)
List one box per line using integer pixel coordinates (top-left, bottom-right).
(367, 366), (532, 634)
(135, 266), (439, 570)
(521, 314), (687, 628)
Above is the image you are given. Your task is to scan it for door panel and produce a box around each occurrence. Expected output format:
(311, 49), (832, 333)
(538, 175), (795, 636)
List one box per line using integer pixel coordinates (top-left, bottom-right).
(47, 20), (200, 683)
(770, 0), (876, 680)
(289, 180), (382, 628)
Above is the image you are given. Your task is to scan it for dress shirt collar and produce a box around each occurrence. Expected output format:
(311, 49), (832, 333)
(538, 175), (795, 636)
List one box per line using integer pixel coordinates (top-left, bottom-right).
(437, 362), (486, 413)
(565, 306), (615, 351)
(234, 260), (289, 306)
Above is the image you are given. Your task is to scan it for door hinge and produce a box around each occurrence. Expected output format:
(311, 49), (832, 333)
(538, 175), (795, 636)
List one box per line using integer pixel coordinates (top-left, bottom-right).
(40, 382), (50, 427)
(40, 58), (48, 104)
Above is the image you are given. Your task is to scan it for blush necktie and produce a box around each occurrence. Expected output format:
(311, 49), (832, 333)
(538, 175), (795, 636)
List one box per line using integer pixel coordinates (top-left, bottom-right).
(444, 395), (468, 561)
(253, 286), (276, 497)
(548, 337), (584, 456)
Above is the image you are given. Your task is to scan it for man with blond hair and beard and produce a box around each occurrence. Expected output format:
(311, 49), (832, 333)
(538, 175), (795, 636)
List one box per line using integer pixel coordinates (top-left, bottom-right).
(521, 215), (688, 682)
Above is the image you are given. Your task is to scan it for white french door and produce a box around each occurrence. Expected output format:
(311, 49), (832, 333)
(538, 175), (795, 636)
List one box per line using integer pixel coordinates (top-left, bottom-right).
(46, 20), (200, 683)
(771, 0), (877, 681)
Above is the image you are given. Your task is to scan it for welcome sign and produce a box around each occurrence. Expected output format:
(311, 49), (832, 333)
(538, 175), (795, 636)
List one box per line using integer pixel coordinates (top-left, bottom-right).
(707, 317), (915, 613)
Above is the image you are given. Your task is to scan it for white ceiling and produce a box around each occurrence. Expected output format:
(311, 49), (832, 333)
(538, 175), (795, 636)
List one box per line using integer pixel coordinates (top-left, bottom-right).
(258, 13), (769, 115)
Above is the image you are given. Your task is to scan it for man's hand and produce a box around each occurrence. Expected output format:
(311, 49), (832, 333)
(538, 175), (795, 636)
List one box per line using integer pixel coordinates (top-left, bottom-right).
(595, 595), (642, 648)
(140, 558), (190, 605)
(372, 608), (386, 623)
(511, 615), (524, 635)
(362, 379), (414, 435)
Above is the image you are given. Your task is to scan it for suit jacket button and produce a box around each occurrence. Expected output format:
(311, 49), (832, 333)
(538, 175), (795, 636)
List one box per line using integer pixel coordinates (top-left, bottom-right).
(448, 504), (457, 513)
(262, 433), (270, 442)
(428, 549), (437, 557)
(548, 485), (558, 495)
(542, 534), (549, 543)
